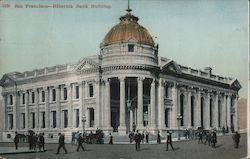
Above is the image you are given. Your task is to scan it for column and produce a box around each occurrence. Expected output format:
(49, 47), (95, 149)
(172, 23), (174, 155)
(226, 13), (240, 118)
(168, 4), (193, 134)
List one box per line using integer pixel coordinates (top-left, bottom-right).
(159, 79), (165, 130)
(137, 77), (144, 129)
(13, 92), (17, 131)
(95, 79), (100, 128)
(104, 79), (111, 130)
(149, 79), (156, 130)
(44, 87), (50, 129)
(24, 90), (29, 130)
(222, 95), (227, 128)
(78, 82), (83, 128)
(2, 94), (6, 131)
(67, 84), (72, 128)
(35, 88), (39, 129)
(186, 89), (192, 128)
(171, 82), (178, 128)
(204, 91), (210, 129)
(195, 89), (201, 127)
(214, 92), (219, 129)
(118, 76), (126, 133)
(86, 108), (90, 128)
(233, 96), (239, 131)
(56, 85), (61, 129)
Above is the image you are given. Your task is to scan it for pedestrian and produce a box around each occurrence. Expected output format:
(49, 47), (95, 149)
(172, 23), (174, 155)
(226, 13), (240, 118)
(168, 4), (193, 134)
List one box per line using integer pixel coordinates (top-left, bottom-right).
(141, 131), (145, 143)
(129, 131), (133, 143)
(166, 131), (174, 151)
(39, 133), (45, 151)
(232, 131), (241, 148)
(14, 132), (19, 150)
(134, 130), (142, 151)
(145, 132), (149, 143)
(204, 131), (211, 146)
(33, 134), (38, 150)
(28, 134), (33, 150)
(109, 133), (113, 144)
(211, 131), (217, 148)
(222, 126), (226, 135)
(56, 133), (68, 154)
(157, 131), (161, 144)
(198, 131), (203, 144)
(76, 133), (85, 151)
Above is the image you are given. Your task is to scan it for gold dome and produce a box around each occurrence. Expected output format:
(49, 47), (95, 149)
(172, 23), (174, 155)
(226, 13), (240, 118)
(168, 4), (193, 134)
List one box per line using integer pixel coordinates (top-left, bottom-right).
(103, 12), (155, 47)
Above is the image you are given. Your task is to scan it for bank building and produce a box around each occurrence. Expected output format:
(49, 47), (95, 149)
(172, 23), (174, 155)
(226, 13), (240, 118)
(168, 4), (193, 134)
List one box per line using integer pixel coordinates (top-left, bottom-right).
(0, 7), (241, 142)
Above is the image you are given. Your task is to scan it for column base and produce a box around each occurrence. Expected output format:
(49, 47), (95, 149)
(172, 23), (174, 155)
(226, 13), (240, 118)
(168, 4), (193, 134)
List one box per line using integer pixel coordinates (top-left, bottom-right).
(118, 126), (127, 135)
(136, 124), (146, 131)
(102, 127), (113, 135)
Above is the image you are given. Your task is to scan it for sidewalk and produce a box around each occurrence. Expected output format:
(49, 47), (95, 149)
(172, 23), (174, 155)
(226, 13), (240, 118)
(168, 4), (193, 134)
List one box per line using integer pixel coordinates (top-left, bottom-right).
(0, 147), (46, 155)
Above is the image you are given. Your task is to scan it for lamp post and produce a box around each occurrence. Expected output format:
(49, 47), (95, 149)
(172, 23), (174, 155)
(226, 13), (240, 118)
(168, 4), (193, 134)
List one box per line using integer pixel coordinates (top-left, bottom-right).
(82, 116), (86, 135)
(177, 114), (182, 140)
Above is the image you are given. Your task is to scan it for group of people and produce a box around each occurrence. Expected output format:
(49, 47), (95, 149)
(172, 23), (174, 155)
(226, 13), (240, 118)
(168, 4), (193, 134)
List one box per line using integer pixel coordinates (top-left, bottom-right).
(198, 130), (217, 148)
(14, 131), (45, 151)
(129, 131), (149, 144)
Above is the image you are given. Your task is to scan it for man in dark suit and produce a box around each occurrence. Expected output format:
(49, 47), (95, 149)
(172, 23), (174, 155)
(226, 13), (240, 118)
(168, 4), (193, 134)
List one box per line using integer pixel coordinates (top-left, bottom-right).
(232, 131), (241, 148)
(56, 133), (68, 154)
(76, 133), (85, 151)
(166, 131), (174, 151)
(134, 130), (142, 151)
(14, 132), (19, 150)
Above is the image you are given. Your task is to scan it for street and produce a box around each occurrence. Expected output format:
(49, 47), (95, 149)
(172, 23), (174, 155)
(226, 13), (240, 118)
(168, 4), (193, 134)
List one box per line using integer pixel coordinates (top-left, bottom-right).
(0, 133), (247, 159)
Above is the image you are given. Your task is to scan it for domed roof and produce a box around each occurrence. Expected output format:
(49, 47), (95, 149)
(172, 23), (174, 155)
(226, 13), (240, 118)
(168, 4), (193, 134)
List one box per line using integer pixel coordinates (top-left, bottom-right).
(103, 10), (155, 47)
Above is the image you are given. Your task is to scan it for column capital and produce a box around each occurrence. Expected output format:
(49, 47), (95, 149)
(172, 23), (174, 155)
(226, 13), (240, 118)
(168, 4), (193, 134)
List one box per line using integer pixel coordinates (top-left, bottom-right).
(118, 76), (126, 81)
(137, 76), (145, 82)
(42, 86), (48, 91)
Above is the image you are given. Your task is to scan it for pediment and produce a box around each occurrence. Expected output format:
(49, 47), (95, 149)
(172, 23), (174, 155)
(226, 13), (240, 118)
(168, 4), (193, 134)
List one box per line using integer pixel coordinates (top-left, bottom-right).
(230, 79), (241, 90)
(161, 60), (182, 74)
(0, 74), (15, 86)
(74, 58), (99, 72)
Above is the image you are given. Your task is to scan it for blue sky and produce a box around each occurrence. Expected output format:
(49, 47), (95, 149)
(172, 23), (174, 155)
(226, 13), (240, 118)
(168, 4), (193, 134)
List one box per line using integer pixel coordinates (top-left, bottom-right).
(0, 0), (248, 98)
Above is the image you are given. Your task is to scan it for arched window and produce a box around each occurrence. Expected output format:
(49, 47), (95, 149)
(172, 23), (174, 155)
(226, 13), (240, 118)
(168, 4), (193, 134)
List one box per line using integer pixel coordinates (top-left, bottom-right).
(180, 94), (184, 126)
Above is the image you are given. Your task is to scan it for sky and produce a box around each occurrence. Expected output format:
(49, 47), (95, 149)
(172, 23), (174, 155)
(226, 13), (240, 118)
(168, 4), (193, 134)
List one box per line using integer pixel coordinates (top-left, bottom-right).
(0, 0), (248, 99)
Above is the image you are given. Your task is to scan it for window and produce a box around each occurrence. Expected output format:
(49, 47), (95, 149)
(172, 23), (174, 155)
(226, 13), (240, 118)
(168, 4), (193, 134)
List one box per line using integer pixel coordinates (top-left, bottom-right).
(90, 108), (94, 127)
(8, 114), (13, 129)
(22, 93), (25, 104)
(21, 113), (25, 129)
(63, 110), (68, 128)
(89, 84), (94, 97)
(9, 95), (13, 105)
(52, 89), (56, 101)
(75, 109), (79, 128)
(75, 86), (79, 99)
(32, 92), (35, 103)
(128, 44), (134, 52)
(42, 91), (45, 102)
(52, 111), (56, 128)
(64, 88), (67, 100)
(42, 112), (45, 128)
(32, 112), (35, 128)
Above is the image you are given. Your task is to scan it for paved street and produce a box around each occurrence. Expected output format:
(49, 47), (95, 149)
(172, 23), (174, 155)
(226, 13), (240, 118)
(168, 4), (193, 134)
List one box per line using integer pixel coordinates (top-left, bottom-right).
(0, 133), (246, 159)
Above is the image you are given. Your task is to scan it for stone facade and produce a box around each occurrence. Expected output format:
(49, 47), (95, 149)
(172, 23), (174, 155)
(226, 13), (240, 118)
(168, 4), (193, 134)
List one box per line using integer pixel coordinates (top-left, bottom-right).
(0, 9), (241, 142)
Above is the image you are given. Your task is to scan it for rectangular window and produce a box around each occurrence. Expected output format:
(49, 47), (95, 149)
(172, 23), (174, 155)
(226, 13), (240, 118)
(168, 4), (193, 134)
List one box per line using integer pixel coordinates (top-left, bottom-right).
(75, 86), (79, 99)
(42, 91), (45, 102)
(22, 93), (25, 104)
(8, 114), (13, 129)
(21, 113), (25, 129)
(32, 92), (35, 103)
(52, 89), (56, 101)
(63, 110), (68, 128)
(32, 112), (35, 128)
(128, 44), (134, 52)
(90, 108), (94, 127)
(42, 112), (45, 128)
(9, 95), (13, 105)
(52, 111), (56, 128)
(89, 84), (94, 97)
(64, 88), (67, 100)
(75, 109), (79, 128)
